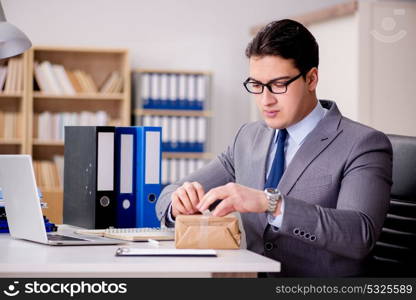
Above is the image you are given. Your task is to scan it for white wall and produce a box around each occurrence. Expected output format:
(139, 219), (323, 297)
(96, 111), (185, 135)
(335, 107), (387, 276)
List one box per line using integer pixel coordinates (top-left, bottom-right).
(3, 0), (349, 154)
(309, 14), (359, 121)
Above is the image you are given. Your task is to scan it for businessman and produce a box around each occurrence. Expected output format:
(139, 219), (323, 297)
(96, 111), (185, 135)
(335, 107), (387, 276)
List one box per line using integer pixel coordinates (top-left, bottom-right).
(156, 19), (392, 277)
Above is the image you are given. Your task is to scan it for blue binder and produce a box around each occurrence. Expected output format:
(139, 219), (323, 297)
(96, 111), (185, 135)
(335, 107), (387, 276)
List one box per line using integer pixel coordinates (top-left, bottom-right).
(115, 126), (162, 228)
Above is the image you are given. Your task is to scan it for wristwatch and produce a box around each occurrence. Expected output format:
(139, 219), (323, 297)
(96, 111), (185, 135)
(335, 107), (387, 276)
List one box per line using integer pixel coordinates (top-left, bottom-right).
(264, 188), (282, 214)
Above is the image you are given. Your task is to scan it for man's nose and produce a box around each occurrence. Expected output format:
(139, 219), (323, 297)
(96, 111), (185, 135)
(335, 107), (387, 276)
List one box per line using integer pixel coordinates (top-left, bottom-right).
(261, 87), (277, 106)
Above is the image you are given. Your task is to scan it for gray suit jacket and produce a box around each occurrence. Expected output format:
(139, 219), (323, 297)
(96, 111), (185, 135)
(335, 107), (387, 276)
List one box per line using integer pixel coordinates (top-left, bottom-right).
(156, 100), (393, 277)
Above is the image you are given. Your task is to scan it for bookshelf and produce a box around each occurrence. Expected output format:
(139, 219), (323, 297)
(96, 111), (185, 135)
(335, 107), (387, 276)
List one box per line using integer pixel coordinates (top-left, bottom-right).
(0, 53), (28, 155)
(25, 46), (131, 223)
(132, 69), (213, 187)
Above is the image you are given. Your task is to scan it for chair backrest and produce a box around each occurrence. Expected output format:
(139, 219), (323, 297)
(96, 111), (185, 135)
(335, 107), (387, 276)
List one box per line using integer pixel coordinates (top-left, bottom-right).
(370, 134), (416, 276)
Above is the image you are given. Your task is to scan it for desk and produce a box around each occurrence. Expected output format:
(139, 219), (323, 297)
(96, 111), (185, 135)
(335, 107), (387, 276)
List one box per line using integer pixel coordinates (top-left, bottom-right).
(0, 227), (281, 278)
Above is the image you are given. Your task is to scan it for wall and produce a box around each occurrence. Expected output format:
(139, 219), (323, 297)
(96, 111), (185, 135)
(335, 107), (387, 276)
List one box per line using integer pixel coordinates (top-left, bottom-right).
(309, 14), (359, 121)
(307, 1), (416, 136)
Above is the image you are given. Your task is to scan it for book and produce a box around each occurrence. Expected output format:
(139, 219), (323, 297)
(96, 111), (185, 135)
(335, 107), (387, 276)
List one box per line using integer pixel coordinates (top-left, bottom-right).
(39, 61), (62, 94)
(34, 62), (49, 93)
(15, 58), (23, 92)
(67, 70), (83, 93)
(0, 66), (7, 91)
(75, 227), (175, 241)
(52, 64), (76, 95)
(4, 58), (15, 92)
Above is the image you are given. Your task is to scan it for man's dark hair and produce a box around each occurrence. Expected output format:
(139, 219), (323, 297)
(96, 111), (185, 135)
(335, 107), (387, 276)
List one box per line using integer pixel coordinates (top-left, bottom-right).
(246, 19), (319, 77)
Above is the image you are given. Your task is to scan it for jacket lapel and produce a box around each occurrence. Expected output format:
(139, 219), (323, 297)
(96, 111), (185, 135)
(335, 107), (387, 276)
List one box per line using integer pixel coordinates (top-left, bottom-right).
(251, 123), (275, 190)
(250, 123), (275, 230)
(277, 128), (342, 195)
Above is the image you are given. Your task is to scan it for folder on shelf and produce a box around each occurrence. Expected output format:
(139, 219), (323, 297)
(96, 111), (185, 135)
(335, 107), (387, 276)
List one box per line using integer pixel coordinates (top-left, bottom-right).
(161, 116), (170, 151)
(178, 116), (189, 151)
(196, 117), (206, 152)
(178, 74), (187, 110)
(115, 126), (162, 228)
(64, 126), (117, 229)
(150, 73), (160, 109)
(187, 75), (197, 110)
(196, 75), (206, 110)
(168, 74), (178, 109)
(139, 73), (151, 109)
(159, 73), (169, 109)
(188, 117), (198, 152)
(169, 117), (179, 151)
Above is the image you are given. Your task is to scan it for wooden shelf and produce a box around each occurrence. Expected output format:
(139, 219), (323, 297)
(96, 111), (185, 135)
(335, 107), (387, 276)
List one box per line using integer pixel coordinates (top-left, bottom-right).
(39, 187), (63, 193)
(33, 140), (64, 146)
(0, 92), (24, 98)
(162, 152), (213, 159)
(0, 138), (23, 145)
(33, 45), (128, 54)
(135, 109), (212, 117)
(33, 92), (124, 101)
(28, 45), (131, 162)
(135, 68), (212, 76)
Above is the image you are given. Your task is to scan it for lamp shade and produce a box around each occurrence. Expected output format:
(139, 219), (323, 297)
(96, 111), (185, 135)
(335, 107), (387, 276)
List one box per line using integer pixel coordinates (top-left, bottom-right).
(0, 2), (31, 59)
(0, 22), (32, 59)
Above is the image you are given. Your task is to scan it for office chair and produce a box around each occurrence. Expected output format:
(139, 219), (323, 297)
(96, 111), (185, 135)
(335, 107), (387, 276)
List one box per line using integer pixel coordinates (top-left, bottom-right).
(368, 134), (416, 276)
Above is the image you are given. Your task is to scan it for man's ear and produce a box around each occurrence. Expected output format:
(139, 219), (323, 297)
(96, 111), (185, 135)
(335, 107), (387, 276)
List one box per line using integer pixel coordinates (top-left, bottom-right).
(306, 67), (318, 92)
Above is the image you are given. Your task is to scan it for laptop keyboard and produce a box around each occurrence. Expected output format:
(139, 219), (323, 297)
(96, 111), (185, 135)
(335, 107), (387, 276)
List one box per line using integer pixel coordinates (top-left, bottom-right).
(47, 234), (88, 241)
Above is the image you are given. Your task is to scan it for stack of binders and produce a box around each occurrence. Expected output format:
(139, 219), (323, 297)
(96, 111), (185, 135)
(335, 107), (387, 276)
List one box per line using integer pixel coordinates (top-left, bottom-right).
(133, 72), (208, 110)
(63, 126), (162, 229)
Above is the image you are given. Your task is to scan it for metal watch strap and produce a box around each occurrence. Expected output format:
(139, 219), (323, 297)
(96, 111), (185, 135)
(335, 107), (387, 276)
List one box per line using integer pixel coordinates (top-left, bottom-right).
(264, 188), (281, 214)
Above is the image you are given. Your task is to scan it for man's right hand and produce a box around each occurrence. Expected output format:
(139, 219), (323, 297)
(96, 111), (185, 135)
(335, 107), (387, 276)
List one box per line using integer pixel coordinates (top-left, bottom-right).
(171, 181), (205, 218)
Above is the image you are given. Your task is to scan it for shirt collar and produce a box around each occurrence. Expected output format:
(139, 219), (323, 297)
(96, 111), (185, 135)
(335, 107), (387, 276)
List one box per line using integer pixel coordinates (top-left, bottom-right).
(274, 101), (327, 146)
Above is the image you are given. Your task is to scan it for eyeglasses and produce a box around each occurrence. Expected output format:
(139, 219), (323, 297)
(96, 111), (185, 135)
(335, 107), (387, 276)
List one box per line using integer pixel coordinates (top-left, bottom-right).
(243, 72), (303, 94)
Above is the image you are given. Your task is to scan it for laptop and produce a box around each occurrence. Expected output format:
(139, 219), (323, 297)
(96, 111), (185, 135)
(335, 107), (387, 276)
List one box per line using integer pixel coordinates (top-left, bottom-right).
(0, 155), (122, 246)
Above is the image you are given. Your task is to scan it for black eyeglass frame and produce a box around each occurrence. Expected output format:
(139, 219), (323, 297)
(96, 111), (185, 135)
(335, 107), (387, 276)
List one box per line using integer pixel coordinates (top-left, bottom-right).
(243, 72), (304, 94)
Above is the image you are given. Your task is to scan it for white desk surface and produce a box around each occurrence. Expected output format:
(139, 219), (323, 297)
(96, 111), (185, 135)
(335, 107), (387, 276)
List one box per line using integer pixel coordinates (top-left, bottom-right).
(0, 226), (281, 278)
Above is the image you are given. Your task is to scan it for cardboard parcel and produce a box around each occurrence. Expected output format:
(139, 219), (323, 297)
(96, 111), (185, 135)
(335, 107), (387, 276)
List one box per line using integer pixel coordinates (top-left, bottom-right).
(175, 215), (241, 249)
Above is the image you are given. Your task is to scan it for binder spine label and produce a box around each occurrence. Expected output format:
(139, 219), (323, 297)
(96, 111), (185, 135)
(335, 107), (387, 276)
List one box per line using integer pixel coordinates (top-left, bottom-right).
(145, 130), (161, 184)
(97, 132), (114, 191)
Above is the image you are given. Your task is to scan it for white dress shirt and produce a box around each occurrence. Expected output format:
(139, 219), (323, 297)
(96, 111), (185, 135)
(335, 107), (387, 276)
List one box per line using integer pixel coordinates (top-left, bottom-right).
(267, 101), (327, 229)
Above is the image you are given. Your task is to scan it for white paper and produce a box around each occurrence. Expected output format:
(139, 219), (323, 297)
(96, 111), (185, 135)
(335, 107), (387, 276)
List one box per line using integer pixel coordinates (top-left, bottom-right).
(145, 131), (161, 184)
(97, 132), (114, 191)
(120, 134), (133, 194)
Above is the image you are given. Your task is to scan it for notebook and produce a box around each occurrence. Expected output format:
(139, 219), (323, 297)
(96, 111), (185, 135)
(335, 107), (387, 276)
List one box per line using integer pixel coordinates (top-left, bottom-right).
(75, 227), (175, 241)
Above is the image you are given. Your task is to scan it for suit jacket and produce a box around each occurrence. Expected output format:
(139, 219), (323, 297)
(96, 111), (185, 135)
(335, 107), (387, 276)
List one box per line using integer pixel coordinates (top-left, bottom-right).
(156, 100), (393, 277)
